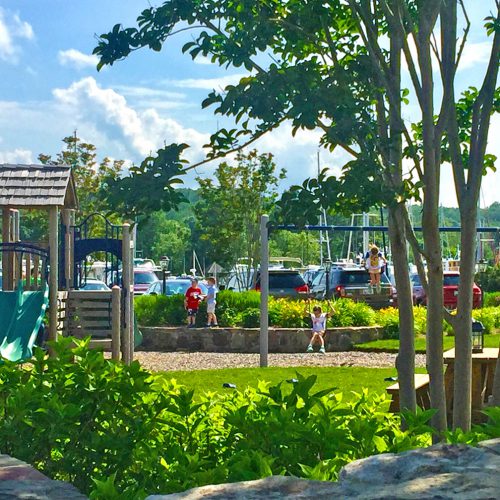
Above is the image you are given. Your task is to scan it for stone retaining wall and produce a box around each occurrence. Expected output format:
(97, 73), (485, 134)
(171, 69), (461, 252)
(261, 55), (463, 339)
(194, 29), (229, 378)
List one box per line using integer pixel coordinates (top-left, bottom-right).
(138, 326), (381, 353)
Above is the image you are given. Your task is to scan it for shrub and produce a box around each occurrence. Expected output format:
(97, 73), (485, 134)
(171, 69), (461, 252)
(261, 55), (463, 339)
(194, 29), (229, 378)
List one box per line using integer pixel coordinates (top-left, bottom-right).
(270, 298), (309, 328)
(375, 308), (400, 339)
(241, 308), (260, 328)
(475, 266), (500, 292)
(484, 292), (500, 308)
(472, 307), (500, 334)
(327, 299), (376, 327)
(1, 339), (498, 498)
(375, 306), (428, 339)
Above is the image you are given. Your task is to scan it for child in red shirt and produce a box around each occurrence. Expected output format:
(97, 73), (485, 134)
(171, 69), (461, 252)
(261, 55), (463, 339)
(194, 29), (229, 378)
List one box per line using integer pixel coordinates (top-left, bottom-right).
(184, 279), (203, 328)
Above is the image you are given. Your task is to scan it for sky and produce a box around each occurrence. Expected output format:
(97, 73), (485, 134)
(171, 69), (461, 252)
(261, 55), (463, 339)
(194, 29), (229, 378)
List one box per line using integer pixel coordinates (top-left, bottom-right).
(0, 0), (498, 209)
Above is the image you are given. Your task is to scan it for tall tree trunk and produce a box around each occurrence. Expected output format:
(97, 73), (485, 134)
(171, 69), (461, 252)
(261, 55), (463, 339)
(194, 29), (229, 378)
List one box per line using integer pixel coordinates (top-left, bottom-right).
(452, 202), (477, 429)
(387, 12), (416, 414)
(418, 26), (447, 433)
(389, 204), (416, 413)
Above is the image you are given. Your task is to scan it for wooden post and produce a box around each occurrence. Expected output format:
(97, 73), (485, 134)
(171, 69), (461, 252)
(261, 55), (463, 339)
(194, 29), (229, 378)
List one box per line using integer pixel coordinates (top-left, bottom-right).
(62, 209), (72, 291)
(69, 210), (75, 289)
(33, 255), (40, 291)
(111, 286), (121, 361)
(2, 207), (13, 290)
(121, 223), (132, 364)
(129, 228), (135, 362)
(11, 210), (20, 286)
(48, 206), (59, 347)
(25, 253), (31, 290)
(260, 214), (269, 368)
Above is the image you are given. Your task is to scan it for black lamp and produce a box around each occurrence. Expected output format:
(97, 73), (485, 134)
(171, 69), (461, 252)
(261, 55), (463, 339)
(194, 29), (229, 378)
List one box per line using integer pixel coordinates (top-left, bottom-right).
(324, 260), (332, 299)
(159, 256), (170, 295)
(471, 320), (484, 353)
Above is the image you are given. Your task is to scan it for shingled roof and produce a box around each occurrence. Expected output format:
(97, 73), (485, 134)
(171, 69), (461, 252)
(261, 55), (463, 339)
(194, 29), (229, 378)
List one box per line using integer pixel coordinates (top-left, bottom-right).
(0, 164), (78, 209)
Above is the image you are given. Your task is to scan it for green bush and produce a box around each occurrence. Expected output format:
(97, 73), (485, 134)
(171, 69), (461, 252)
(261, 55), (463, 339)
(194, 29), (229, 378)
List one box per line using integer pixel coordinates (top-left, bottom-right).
(375, 306), (428, 339)
(475, 266), (500, 292)
(135, 294), (185, 326)
(241, 308), (260, 328)
(1, 339), (498, 499)
(472, 307), (500, 334)
(484, 292), (500, 308)
(330, 299), (376, 327)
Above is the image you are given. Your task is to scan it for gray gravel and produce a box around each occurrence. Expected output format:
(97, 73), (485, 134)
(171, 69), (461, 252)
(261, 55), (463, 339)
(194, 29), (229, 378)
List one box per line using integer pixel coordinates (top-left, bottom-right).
(133, 351), (427, 372)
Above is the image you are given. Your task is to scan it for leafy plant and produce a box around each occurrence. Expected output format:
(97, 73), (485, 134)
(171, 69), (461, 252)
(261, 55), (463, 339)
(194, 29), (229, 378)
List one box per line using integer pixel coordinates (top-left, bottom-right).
(483, 292), (500, 308)
(1, 340), (498, 498)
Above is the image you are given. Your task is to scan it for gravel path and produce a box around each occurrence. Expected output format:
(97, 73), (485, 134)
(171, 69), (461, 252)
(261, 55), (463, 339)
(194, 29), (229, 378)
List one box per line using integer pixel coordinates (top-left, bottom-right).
(133, 351), (427, 372)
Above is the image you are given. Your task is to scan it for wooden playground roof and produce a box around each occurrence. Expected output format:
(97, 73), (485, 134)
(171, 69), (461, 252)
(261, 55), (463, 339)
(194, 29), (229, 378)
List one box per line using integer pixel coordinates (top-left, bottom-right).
(0, 163), (78, 209)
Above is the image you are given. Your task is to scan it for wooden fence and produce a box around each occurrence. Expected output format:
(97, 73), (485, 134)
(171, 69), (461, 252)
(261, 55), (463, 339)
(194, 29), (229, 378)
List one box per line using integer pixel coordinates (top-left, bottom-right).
(58, 287), (122, 360)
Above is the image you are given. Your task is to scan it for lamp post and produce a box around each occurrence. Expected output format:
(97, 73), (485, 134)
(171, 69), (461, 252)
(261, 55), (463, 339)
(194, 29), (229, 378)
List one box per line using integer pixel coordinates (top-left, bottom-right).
(324, 259), (332, 299)
(160, 256), (170, 295)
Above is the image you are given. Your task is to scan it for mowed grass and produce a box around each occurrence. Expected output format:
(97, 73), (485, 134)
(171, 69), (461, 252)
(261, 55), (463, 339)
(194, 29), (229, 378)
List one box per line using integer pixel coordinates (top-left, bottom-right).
(159, 366), (426, 400)
(355, 332), (500, 353)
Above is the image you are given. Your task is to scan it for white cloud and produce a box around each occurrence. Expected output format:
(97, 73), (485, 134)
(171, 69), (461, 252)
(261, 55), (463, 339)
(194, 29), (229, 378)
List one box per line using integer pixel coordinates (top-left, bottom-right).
(52, 77), (208, 160)
(170, 74), (248, 90)
(457, 41), (492, 71)
(0, 148), (33, 164)
(193, 55), (214, 65)
(58, 49), (99, 69)
(0, 8), (34, 63)
(113, 85), (185, 101)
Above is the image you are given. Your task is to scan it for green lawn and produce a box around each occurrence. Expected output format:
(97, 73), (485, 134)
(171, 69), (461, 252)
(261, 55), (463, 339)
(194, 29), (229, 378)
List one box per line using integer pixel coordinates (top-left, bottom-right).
(159, 366), (426, 400)
(355, 333), (500, 353)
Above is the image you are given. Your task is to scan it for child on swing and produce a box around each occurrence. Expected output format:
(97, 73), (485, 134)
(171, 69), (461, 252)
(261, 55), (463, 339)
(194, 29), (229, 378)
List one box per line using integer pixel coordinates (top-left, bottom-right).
(305, 299), (335, 354)
(365, 245), (386, 293)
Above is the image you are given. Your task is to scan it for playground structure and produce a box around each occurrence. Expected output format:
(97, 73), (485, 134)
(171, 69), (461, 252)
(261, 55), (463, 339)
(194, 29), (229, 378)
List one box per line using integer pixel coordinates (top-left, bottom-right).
(0, 164), (135, 363)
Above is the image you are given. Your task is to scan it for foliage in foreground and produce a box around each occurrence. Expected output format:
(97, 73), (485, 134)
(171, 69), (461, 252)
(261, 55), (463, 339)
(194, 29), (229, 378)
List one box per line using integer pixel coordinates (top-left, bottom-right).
(0, 339), (498, 499)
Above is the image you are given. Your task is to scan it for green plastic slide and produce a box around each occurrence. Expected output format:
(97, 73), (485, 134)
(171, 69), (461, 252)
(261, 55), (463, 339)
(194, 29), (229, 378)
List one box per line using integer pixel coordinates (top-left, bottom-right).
(0, 283), (49, 362)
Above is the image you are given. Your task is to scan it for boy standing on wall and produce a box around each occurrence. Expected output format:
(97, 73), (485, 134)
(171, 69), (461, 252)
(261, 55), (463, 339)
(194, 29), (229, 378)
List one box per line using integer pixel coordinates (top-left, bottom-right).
(205, 277), (218, 327)
(184, 279), (203, 328)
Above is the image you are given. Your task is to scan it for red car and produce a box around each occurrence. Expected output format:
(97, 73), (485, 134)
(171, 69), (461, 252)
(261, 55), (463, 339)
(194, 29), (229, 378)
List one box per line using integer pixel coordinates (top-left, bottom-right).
(133, 269), (159, 295)
(411, 272), (482, 309)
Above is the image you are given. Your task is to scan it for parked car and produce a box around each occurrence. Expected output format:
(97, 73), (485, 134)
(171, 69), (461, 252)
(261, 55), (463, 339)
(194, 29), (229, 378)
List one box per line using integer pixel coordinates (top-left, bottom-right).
(254, 269), (309, 298)
(410, 272), (482, 309)
(146, 278), (208, 296)
(310, 267), (396, 309)
(133, 269), (159, 295)
(80, 278), (110, 291)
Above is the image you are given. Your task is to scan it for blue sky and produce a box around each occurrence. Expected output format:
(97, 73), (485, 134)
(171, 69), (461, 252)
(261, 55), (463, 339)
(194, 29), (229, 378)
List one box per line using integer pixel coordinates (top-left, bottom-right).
(0, 1), (498, 208)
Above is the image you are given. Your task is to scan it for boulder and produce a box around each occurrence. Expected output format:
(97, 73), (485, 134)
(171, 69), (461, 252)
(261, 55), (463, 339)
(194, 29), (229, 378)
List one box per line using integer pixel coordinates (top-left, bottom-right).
(0, 454), (87, 499)
(147, 438), (500, 499)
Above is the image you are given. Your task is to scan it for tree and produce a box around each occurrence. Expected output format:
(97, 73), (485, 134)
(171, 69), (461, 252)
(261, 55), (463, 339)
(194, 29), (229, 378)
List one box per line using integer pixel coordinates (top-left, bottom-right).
(269, 231), (320, 265)
(21, 135), (124, 241)
(94, 0), (499, 431)
(195, 150), (285, 275)
(136, 212), (191, 273)
(39, 134), (123, 219)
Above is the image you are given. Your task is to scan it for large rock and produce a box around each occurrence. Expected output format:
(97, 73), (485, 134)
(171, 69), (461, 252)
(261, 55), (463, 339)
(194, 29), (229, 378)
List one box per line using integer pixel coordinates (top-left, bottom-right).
(147, 438), (500, 499)
(0, 454), (87, 499)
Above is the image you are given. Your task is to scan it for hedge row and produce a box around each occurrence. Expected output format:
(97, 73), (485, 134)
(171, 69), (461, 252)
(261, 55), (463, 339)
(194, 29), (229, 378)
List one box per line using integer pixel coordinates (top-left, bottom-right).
(135, 291), (500, 338)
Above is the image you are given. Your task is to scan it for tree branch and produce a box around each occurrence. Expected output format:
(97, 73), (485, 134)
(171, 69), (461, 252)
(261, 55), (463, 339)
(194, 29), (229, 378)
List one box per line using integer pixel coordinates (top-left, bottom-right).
(454, 0), (471, 73)
(183, 118), (286, 173)
(317, 120), (360, 158)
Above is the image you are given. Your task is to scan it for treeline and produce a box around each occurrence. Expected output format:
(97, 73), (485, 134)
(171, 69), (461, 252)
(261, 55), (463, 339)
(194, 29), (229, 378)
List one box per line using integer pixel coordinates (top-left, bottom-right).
(15, 135), (500, 275)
